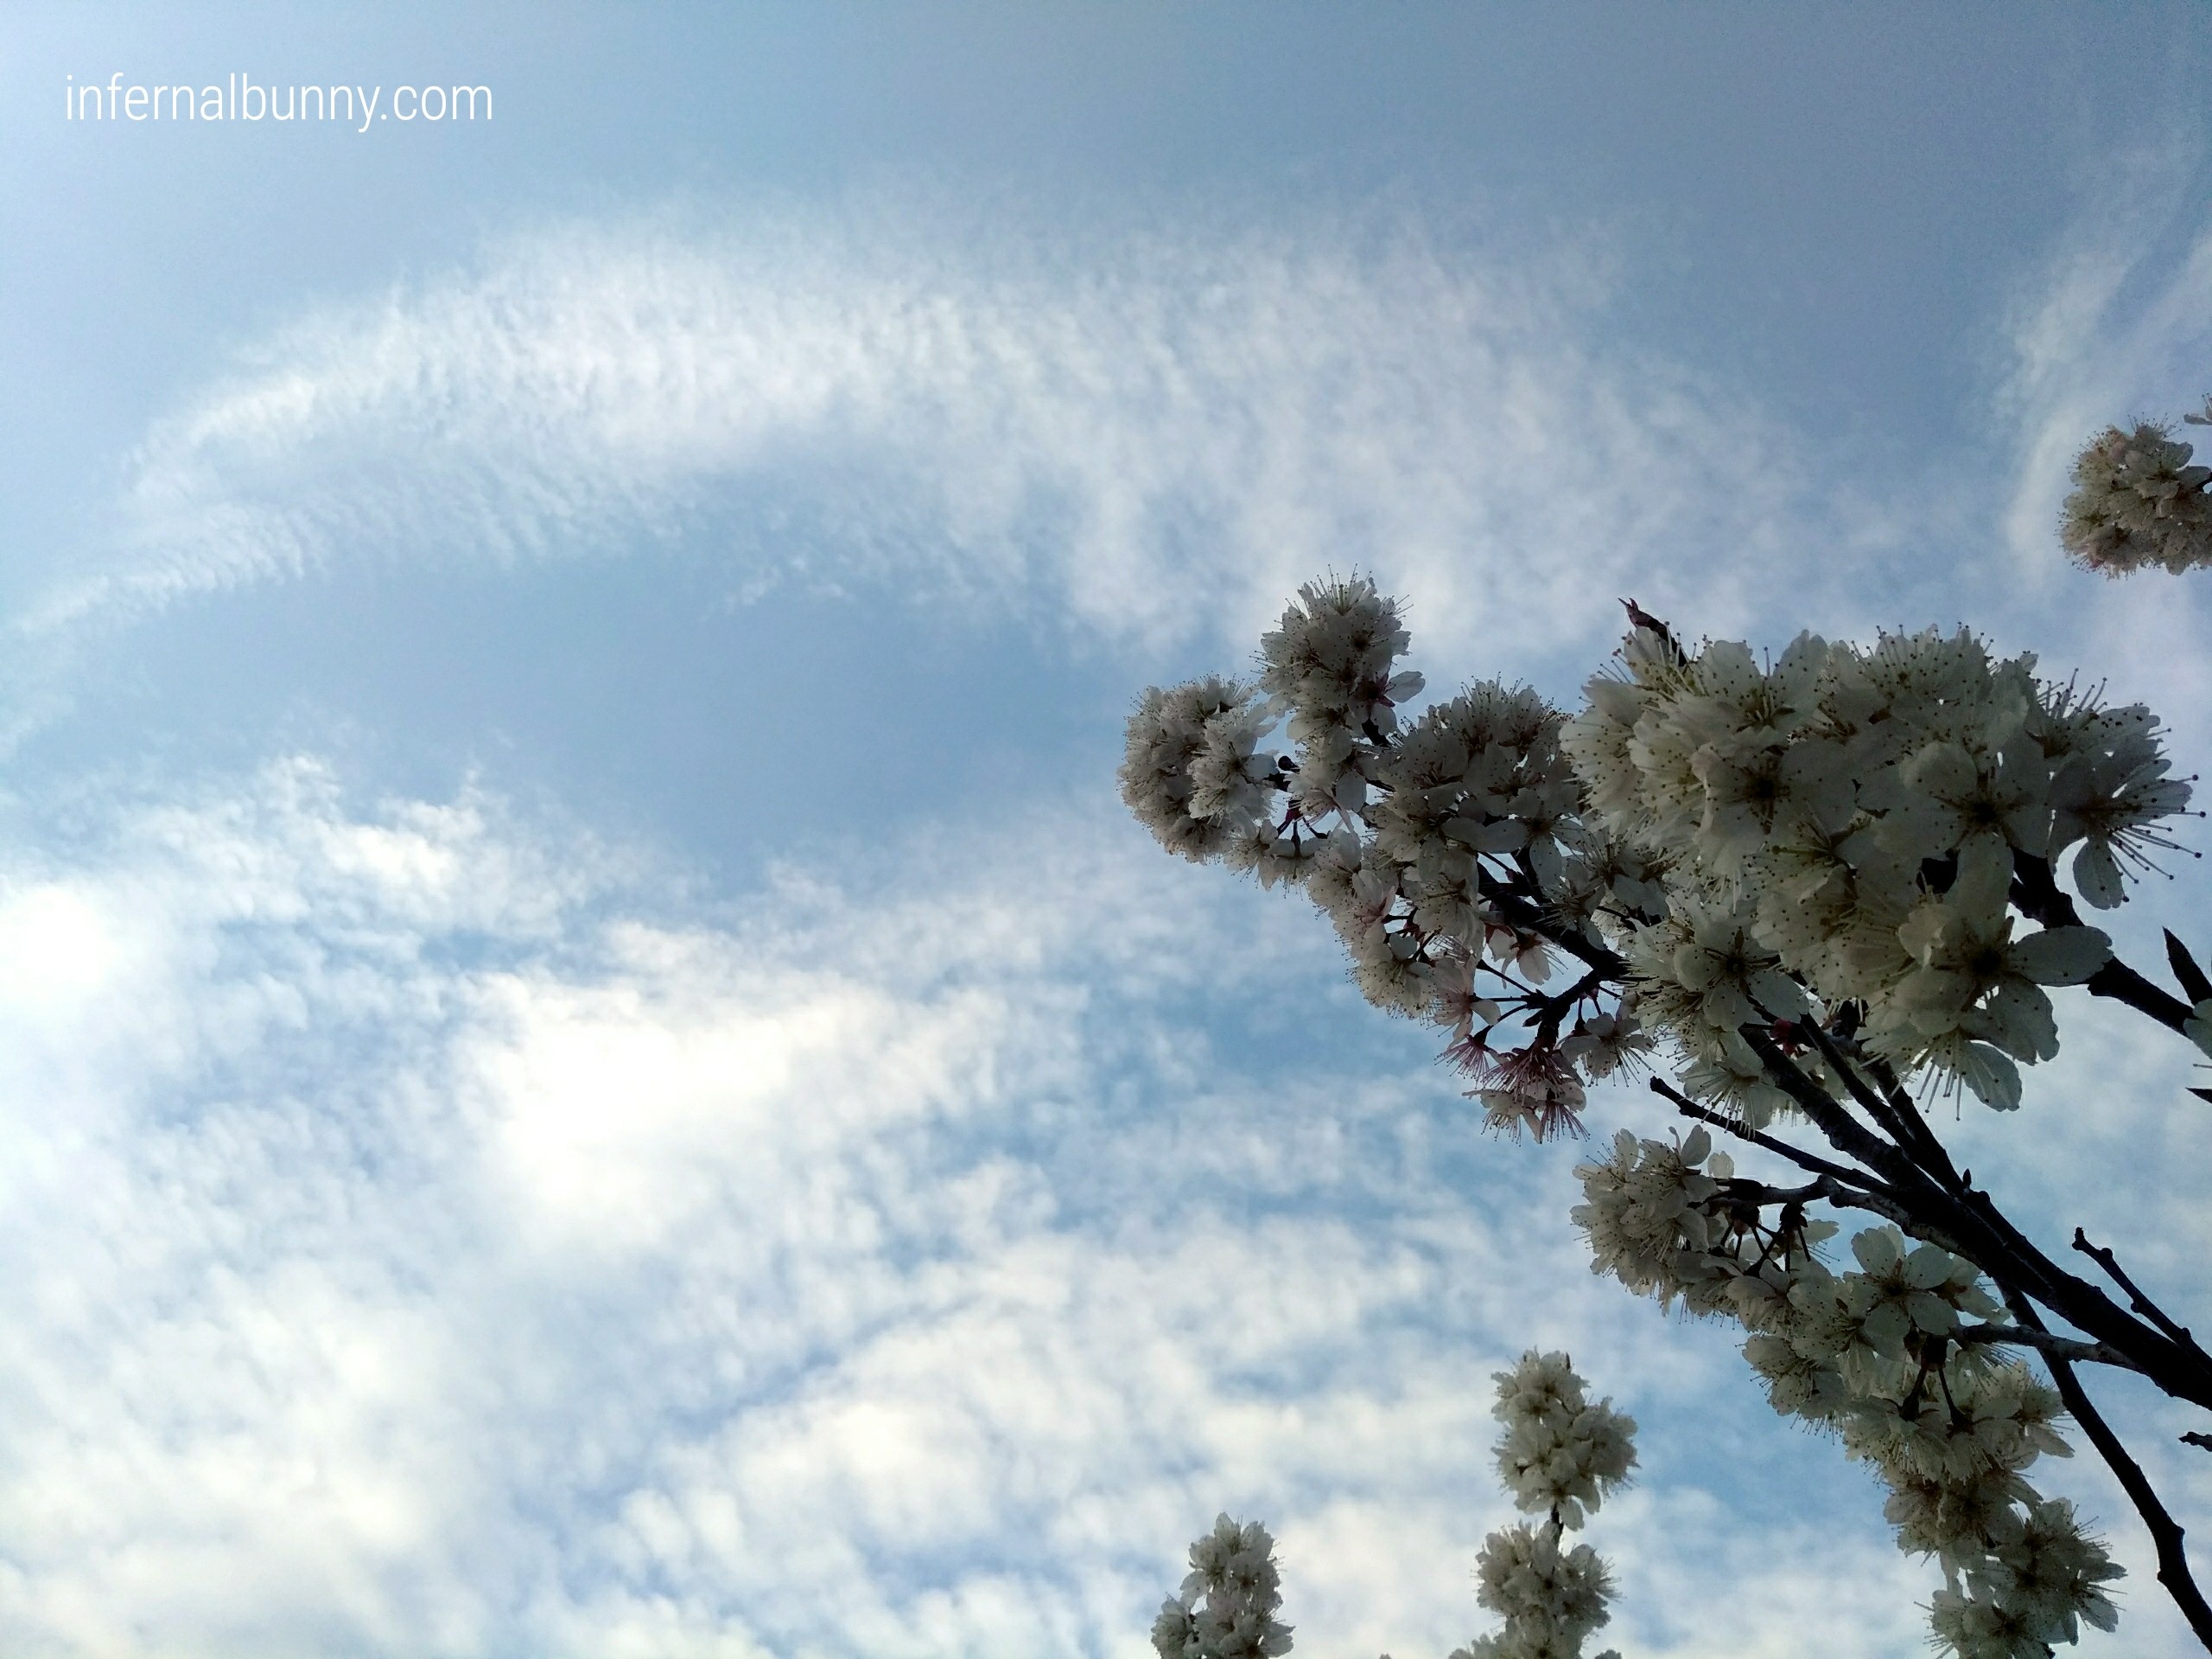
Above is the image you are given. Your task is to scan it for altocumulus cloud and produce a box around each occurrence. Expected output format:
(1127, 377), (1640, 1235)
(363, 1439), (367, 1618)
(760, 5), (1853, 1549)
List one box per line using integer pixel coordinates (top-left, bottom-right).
(61, 195), (1837, 669)
(0, 757), (1966, 1659)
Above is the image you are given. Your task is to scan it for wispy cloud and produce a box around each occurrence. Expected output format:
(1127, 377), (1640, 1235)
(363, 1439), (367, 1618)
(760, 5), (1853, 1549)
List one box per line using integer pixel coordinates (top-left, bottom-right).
(57, 195), (1842, 673)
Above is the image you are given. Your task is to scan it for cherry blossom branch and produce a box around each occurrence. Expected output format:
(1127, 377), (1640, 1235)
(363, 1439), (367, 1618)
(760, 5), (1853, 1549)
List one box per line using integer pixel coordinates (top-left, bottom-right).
(1125, 577), (2211, 1653)
(1997, 1285), (2212, 1654)
(1744, 1027), (2212, 1408)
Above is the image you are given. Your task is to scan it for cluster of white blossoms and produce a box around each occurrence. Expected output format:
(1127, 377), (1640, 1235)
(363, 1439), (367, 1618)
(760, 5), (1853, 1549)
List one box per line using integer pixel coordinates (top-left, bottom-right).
(1151, 1515), (1294, 1659)
(1574, 1127), (2121, 1655)
(1489, 1350), (1637, 1530)
(2061, 403), (2212, 575)
(1451, 1351), (1634, 1659)
(1122, 575), (2194, 1130)
(1562, 617), (2192, 1111)
(1125, 563), (2206, 1655)
(1152, 1354), (1630, 1659)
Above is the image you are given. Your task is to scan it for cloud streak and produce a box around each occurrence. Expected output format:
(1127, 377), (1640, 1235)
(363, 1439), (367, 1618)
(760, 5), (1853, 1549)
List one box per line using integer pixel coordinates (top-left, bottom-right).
(60, 195), (1842, 673)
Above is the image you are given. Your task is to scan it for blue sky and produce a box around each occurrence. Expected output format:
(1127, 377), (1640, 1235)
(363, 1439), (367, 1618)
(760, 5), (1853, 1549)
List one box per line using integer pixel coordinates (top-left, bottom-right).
(5, 5), (2212, 1656)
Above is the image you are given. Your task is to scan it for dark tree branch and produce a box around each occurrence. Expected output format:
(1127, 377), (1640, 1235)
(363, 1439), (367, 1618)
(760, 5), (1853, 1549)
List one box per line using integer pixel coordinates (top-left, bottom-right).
(1947, 1183), (2212, 1409)
(2086, 958), (2199, 1034)
(1866, 1060), (1971, 1193)
(1999, 1287), (2212, 1653)
(1795, 1020), (1968, 1194)
(1483, 876), (1626, 980)
(1809, 1030), (1974, 1196)
(1739, 1030), (2212, 1408)
(1739, 1027), (1927, 1187)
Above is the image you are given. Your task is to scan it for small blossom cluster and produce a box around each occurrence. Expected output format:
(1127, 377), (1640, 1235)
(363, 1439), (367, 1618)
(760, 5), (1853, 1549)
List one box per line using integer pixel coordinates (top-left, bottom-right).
(1489, 1350), (1637, 1531)
(1151, 1515), (1295, 1659)
(1564, 620), (2190, 1110)
(1451, 1351), (1634, 1659)
(2061, 405), (2212, 575)
(1574, 1128), (2121, 1655)
(1122, 577), (1646, 1139)
(1454, 1527), (1616, 1659)
(1153, 1355), (1630, 1659)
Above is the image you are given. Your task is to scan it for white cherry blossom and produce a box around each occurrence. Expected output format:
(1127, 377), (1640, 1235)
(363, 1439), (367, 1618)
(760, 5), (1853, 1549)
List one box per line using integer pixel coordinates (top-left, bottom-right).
(1128, 560), (2198, 1657)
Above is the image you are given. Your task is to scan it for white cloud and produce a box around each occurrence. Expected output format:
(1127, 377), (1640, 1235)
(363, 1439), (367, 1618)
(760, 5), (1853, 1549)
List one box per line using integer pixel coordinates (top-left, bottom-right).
(0, 758), (2123, 1657)
(58, 195), (1840, 674)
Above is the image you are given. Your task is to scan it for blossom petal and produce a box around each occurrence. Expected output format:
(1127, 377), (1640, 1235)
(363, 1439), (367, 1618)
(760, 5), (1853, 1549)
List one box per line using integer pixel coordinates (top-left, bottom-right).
(2009, 925), (2111, 986)
(2072, 839), (2127, 909)
(1953, 1040), (2022, 1110)
(1951, 834), (2012, 921)
(1902, 1243), (1955, 1290)
(1969, 979), (2059, 1063)
(1852, 1227), (1903, 1274)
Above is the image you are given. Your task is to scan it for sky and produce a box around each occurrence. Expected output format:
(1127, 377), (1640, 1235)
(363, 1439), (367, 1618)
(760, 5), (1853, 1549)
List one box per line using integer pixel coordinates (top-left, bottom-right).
(4, 4), (2212, 1656)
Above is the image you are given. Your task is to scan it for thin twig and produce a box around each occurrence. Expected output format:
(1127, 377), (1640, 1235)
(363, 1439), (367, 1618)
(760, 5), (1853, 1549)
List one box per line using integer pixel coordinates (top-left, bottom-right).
(1949, 1322), (2140, 1371)
(2074, 1229), (2211, 1364)
(1999, 1287), (2212, 1653)
(1719, 1176), (1834, 1208)
(1647, 1078), (1875, 1188)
